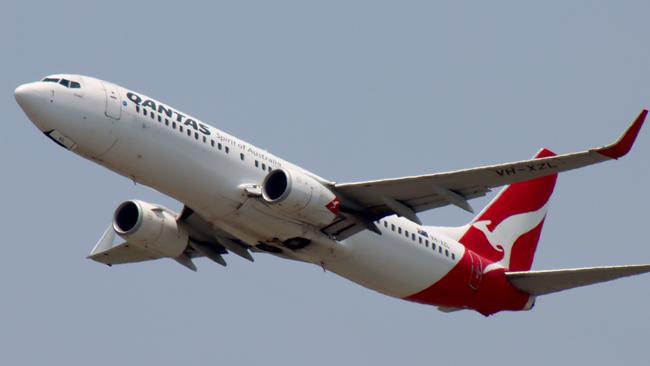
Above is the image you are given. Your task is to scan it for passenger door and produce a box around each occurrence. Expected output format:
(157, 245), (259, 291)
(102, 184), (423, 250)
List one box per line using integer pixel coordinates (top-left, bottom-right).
(102, 81), (122, 120)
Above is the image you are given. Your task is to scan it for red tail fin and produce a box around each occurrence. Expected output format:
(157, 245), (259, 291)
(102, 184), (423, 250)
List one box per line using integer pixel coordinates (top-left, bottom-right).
(459, 148), (558, 272)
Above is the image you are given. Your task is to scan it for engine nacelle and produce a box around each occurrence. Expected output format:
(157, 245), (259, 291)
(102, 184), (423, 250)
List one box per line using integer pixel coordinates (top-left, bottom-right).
(113, 200), (188, 258)
(261, 168), (340, 227)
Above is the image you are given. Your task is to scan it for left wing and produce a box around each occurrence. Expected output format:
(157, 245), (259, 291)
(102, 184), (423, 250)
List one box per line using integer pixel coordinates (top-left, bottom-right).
(324, 110), (646, 240)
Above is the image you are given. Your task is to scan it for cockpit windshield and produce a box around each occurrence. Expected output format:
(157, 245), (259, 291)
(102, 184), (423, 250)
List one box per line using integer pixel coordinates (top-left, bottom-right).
(42, 77), (81, 89)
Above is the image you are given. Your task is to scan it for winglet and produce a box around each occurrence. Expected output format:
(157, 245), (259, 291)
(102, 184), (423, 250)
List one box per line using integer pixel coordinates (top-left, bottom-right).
(594, 109), (647, 159)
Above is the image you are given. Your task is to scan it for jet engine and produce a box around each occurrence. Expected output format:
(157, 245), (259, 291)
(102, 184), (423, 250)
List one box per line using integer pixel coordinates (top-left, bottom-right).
(113, 200), (189, 258)
(261, 168), (340, 227)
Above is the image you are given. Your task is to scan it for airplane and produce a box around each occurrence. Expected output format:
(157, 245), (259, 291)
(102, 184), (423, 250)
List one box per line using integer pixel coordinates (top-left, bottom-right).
(14, 74), (649, 316)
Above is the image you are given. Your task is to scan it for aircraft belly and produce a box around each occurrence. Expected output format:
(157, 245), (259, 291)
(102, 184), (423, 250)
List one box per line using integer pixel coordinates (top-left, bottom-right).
(220, 198), (346, 264)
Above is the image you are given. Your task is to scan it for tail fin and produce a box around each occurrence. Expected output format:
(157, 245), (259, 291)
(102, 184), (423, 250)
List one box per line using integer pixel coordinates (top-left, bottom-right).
(459, 148), (558, 272)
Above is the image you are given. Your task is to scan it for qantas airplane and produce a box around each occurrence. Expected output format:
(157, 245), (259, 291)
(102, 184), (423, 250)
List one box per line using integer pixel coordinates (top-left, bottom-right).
(14, 74), (649, 316)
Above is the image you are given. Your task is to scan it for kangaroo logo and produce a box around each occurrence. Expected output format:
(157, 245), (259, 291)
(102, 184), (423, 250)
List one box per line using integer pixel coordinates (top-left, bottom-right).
(472, 203), (548, 273)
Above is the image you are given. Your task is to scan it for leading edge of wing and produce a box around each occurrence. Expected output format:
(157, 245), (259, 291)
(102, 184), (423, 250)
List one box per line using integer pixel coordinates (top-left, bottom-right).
(335, 109), (647, 190)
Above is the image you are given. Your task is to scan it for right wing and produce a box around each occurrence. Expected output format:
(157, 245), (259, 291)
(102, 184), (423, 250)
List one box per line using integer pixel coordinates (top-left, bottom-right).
(88, 205), (254, 270)
(506, 265), (650, 296)
(88, 226), (159, 265)
(324, 110), (646, 240)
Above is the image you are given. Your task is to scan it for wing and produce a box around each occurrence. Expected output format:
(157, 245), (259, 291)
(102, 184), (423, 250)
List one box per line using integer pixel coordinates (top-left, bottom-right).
(87, 226), (161, 265)
(506, 264), (650, 296)
(324, 110), (646, 240)
(88, 205), (254, 270)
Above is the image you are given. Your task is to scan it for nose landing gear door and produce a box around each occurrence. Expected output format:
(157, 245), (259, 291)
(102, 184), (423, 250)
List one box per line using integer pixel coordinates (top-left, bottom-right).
(102, 81), (122, 120)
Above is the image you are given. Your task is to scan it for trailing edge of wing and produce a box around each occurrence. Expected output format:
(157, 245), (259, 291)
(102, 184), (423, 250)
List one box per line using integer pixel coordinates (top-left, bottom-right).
(178, 205), (254, 263)
(506, 264), (650, 296)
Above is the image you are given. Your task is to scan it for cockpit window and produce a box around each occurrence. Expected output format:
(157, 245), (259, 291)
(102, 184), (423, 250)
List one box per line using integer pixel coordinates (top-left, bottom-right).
(43, 77), (81, 89)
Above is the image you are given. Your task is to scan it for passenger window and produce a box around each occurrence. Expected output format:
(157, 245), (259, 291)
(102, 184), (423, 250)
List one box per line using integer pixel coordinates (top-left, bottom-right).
(268, 166), (272, 172)
(142, 108), (147, 116)
(432, 243), (436, 250)
(445, 249), (449, 257)
(165, 119), (169, 126)
(195, 132), (199, 140)
(418, 237), (422, 244)
(203, 136), (206, 143)
(187, 129), (191, 137)
(384, 221), (388, 228)
(412, 233), (416, 241)
(180, 126), (184, 132)
(405, 230), (409, 238)
(70, 81), (81, 88)
(173, 122), (177, 129)
(225, 146), (230, 153)
(262, 163), (266, 170)
(59, 79), (70, 87)
(255, 160), (259, 168)
(240, 153), (245, 161)
(211, 140), (215, 147)
(439, 246), (442, 254)
(451, 253), (456, 260)
(398, 227), (402, 234)
(150, 112), (154, 119)
(425, 239), (429, 247)
(158, 115), (161, 122)
(391, 224), (395, 231)
(218, 143), (222, 150)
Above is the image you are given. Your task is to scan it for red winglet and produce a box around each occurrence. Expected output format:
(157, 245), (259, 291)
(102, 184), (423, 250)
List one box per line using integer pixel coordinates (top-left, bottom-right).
(595, 109), (647, 159)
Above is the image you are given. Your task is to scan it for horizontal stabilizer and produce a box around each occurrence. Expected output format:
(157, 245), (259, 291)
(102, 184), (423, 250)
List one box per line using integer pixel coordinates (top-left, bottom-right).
(506, 264), (650, 296)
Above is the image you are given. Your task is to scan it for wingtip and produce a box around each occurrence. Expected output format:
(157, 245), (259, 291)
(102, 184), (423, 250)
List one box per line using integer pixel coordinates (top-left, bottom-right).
(594, 109), (646, 159)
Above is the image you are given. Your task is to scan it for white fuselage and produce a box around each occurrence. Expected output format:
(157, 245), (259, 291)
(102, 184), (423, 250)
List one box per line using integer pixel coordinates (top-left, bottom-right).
(18, 74), (464, 300)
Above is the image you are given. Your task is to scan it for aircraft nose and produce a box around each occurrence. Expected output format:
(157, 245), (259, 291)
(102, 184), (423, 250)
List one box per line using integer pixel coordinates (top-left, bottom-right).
(14, 82), (48, 117)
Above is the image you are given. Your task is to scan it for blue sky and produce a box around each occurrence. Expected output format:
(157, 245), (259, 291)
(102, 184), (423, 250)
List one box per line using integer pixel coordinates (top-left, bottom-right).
(2, 1), (650, 364)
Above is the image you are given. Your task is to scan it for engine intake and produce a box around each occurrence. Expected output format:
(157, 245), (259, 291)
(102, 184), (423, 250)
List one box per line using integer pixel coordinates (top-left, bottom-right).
(263, 169), (290, 202)
(113, 200), (188, 258)
(262, 168), (339, 227)
(114, 201), (141, 234)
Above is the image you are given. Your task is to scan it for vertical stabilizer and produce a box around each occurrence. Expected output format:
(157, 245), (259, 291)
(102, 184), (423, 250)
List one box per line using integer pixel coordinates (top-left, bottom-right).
(458, 149), (558, 272)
